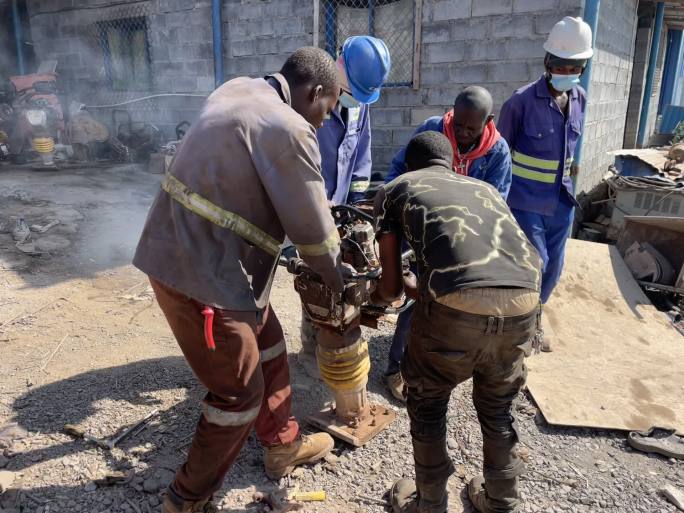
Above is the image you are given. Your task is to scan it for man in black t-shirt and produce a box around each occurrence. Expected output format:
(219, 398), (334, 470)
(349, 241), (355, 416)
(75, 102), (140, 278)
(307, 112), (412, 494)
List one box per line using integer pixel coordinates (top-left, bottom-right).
(372, 131), (542, 513)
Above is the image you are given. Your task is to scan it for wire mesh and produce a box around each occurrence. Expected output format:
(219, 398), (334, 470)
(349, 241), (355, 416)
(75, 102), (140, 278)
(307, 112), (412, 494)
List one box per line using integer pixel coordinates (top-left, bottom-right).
(79, 3), (154, 107)
(318, 0), (416, 86)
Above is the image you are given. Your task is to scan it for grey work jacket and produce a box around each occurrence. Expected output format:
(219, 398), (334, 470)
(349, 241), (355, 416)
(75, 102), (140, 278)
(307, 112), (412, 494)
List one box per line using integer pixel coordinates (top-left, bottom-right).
(134, 73), (343, 312)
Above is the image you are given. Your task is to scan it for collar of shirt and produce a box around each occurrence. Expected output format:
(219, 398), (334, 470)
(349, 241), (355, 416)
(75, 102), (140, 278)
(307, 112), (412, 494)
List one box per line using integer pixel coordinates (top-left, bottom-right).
(533, 74), (579, 101)
(264, 73), (292, 106)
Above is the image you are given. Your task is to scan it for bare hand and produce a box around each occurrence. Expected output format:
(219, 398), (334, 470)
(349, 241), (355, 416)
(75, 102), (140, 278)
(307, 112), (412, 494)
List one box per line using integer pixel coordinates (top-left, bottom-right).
(402, 271), (418, 300)
(570, 163), (580, 178)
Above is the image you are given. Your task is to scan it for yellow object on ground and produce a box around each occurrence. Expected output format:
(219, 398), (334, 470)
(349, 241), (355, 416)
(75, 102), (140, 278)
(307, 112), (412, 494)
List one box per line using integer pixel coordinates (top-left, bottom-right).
(289, 490), (326, 502)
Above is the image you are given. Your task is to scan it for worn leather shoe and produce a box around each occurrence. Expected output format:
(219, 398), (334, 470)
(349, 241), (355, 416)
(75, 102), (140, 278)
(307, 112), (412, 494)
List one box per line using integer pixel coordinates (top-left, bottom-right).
(390, 478), (419, 512)
(162, 490), (217, 513)
(390, 479), (448, 513)
(384, 371), (407, 403)
(264, 432), (334, 479)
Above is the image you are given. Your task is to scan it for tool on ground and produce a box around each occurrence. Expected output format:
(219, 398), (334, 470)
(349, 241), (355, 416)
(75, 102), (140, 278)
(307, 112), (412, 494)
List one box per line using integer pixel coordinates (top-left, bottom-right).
(64, 409), (159, 450)
(279, 203), (413, 446)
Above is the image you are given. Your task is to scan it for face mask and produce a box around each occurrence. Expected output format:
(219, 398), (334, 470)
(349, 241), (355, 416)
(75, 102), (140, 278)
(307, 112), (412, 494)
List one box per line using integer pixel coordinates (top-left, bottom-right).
(549, 73), (581, 92)
(339, 91), (360, 109)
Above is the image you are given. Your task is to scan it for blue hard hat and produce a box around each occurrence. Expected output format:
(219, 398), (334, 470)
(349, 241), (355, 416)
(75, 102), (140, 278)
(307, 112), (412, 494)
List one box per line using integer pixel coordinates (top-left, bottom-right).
(341, 36), (391, 105)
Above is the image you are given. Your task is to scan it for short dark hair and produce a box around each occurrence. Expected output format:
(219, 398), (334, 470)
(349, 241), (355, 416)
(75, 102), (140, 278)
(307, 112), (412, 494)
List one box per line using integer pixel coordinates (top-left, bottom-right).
(453, 86), (493, 119)
(280, 47), (339, 96)
(404, 131), (453, 171)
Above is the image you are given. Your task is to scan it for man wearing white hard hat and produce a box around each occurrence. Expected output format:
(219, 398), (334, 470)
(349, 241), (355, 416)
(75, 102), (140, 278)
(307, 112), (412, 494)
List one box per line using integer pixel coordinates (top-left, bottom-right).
(498, 17), (593, 354)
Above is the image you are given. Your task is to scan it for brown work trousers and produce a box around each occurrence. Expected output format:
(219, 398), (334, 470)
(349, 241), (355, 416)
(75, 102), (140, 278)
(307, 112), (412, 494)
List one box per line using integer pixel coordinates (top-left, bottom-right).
(402, 299), (538, 513)
(150, 278), (298, 501)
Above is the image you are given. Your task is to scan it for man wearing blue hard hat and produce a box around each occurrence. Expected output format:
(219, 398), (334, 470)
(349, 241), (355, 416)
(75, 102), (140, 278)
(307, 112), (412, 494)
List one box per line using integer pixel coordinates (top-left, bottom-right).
(318, 35), (391, 205)
(297, 35), (391, 377)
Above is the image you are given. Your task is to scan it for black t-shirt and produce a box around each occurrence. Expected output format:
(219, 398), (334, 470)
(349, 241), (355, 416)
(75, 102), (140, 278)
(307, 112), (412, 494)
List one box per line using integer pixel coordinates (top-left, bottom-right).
(374, 165), (542, 301)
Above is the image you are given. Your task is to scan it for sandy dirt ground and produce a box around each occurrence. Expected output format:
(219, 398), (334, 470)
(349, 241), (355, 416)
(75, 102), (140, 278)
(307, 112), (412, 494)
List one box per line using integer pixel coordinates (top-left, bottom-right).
(0, 164), (682, 513)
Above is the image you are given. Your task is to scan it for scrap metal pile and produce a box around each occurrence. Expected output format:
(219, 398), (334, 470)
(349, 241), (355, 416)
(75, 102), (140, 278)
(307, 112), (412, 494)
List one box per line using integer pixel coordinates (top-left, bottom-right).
(0, 62), (188, 171)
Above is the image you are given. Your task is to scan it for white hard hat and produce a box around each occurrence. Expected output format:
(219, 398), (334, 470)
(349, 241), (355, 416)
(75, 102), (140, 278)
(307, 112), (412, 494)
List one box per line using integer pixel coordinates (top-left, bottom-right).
(543, 16), (594, 60)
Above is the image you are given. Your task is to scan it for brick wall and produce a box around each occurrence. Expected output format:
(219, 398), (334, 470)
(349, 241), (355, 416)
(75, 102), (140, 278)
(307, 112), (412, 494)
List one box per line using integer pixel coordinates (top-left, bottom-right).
(23, 0), (645, 192)
(370, 0), (584, 175)
(222, 0), (314, 79)
(27, 0), (214, 139)
(577, 0), (638, 194)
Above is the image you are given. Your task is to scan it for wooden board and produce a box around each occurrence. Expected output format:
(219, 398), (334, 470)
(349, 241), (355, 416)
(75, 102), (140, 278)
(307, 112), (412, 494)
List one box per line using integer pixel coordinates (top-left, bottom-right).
(527, 239), (684, 434)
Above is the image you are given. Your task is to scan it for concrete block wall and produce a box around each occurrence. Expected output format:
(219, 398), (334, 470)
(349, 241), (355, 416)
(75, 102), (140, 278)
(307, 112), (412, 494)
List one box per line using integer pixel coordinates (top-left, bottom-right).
(26, 0), (213, 139)
(370, 0), (584, 174)
(577, 0), (638, 194)
(623, 3), (667, 150)
(222, 0), (314, 80)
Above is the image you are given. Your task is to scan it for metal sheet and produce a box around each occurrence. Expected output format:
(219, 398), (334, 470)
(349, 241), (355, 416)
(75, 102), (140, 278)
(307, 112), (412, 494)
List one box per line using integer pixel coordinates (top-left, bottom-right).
(527, 239), (684, 434)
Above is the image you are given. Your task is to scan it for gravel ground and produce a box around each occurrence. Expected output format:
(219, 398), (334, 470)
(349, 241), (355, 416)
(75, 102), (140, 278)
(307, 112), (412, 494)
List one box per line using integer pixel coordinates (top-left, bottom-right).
(0, 164), (682, 513)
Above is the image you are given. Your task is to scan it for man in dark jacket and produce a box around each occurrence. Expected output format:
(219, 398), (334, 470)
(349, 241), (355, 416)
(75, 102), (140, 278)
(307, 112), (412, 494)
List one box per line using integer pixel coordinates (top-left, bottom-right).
(383, 86), (513, 401)
(373, 131), (541, 513)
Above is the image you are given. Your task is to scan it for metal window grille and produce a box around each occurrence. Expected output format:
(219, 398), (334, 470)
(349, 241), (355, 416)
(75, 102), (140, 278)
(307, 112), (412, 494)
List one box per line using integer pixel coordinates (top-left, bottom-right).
(317, 0), (419, 87)
(77, 3), (156, 108)
(96, 16), (152, 92)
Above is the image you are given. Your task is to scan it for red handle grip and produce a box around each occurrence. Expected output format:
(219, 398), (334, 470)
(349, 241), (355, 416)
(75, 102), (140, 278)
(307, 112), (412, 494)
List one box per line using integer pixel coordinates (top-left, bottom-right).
(201, 306), (216, 351)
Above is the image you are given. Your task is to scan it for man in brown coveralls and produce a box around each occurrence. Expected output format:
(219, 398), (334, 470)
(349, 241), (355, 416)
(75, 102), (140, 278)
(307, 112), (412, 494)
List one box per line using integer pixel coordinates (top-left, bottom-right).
(134, 48), (346, 513)
(372, 131), (542, 513)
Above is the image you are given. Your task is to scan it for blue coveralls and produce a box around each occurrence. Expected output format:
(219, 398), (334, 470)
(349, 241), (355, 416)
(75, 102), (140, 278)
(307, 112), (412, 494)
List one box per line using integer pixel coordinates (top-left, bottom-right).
(498, 75), (586, 304)
(385, 115), (513, 375)
(316, 104), (372, 205)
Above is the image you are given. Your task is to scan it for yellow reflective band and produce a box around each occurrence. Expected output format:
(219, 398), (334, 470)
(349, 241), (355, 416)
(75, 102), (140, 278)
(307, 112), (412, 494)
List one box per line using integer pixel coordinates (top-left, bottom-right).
(260, 339), (286, 363)
(202, 403), (260, 426)
(162, 174), (281, 256)
(349, 180), (370, 193)
(295, 229), (341, 257)
(512, 165), (557, 184)
(512, 151), (559, 171)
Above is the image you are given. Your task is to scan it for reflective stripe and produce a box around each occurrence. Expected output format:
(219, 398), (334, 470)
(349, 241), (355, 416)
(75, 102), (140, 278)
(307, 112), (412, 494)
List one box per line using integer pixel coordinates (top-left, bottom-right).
(296, 229), (341, 257)
(260, 339), (286, 363)
(349, 180), (370, 193)
(202, 403), (260, 427)
(512, 165), (557, 184)
(512, 151), (559, 171)
(162, 174), (281, 256)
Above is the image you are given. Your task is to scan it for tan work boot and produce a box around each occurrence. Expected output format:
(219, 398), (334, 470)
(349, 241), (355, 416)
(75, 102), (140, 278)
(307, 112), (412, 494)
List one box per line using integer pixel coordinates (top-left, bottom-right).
(162, 492), (217, 513)
(384, 371), (407, 403)
(390, 478), (419, 512)
(264, 433), (334, 479)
